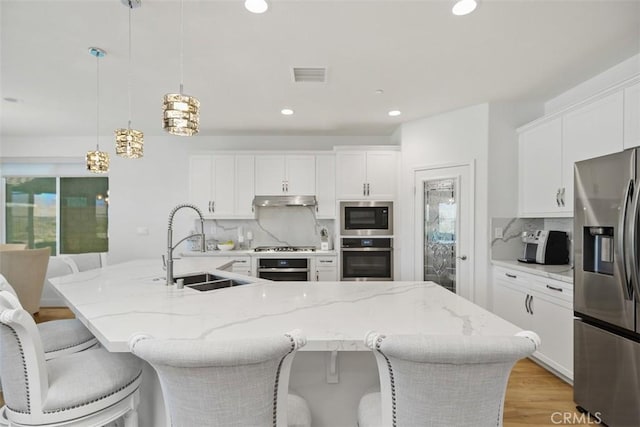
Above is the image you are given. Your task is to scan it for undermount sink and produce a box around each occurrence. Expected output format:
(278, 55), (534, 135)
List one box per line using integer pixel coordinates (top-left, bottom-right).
(173, 273), (249, 292)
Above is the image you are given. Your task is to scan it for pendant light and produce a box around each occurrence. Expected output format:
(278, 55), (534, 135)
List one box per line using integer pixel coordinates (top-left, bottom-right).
(162, 0), (200, 136)
(86, 47), (110, 174)
(115, 0), (144, 158)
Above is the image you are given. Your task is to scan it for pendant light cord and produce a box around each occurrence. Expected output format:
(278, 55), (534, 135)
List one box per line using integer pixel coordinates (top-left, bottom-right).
(96, 52), (100, 151)
(128, 4), (132, 129)
(179, 0), (184, 95)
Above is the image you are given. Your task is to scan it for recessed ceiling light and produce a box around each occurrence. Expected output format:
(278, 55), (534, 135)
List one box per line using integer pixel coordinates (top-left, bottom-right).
(245, 0), (268, 14)
(375, 89), (384, 95)
(452, 0), (477, 16)
(281, 108), (294, 116)
(388, 110), (402, 117)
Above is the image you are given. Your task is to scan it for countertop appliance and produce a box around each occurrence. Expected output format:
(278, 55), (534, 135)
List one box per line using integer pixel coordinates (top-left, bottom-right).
(517, 230), (569, 265)
(340, 201), (393, 236)
(341, 237), (393, 281)
(574, 149), (640, 426)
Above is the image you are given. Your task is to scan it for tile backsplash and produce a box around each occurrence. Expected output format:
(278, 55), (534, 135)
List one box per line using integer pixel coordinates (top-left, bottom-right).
(491, 217), (574, 264)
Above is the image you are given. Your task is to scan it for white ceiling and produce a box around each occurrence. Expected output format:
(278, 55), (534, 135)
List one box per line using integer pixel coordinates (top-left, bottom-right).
(1, 0), (639, 138)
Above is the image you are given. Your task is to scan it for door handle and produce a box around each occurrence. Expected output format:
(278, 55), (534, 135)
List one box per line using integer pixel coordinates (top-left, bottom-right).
(366, 183), (370, 196)
(505, 273), (517, 279)
(208, 201), (212, 213)
(363, 183), (366, 196)
(528, 294), (534, 315)
(456, 255), (467, 261)
(211, 201), (215, 213)
(560, 188), (566, 207)
(524, 294), (530, 314)
(555, 189), (560, 207)
(546, 284), (563, 292)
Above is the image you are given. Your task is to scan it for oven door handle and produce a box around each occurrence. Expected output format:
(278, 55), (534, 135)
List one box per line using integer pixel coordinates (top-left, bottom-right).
(257, 268), (310, 273)
(341, 248), (392, 252)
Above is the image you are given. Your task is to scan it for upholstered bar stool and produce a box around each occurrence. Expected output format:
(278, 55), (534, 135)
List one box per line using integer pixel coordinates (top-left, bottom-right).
(0, 291), (142, 427)
(129, 330), (312, 427)
(357, 331), (540, 427)
(0, 248), (50, 314)
(0, 244), (27, 251)
(0, 275), (98, 358)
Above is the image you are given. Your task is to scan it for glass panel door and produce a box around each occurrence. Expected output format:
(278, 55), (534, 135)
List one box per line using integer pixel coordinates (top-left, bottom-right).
(423, 178), (458, 292)
(5, 177), (57, 254)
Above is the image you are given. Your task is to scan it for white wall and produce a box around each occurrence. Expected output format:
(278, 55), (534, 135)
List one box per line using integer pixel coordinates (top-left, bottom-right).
(398, 104), (490, 306)
(545, 53), (640, 114)
(1, 134), (391, 264)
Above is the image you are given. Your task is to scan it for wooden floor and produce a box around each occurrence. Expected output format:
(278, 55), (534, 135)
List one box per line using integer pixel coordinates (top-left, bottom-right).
(1, 308), (598, 426)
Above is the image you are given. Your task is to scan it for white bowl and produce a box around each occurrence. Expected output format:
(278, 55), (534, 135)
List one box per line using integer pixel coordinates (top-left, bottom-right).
(217, 243), (234, 251)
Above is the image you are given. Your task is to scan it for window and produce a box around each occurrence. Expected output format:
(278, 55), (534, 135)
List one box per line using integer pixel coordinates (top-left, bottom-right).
(5, 177), (108, 255)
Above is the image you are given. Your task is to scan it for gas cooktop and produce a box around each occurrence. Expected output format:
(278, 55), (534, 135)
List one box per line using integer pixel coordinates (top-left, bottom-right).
(252, 246), (316, 253)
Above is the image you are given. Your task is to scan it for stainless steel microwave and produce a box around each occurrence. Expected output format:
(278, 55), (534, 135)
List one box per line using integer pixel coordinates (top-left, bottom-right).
(340, 201), (393, 236)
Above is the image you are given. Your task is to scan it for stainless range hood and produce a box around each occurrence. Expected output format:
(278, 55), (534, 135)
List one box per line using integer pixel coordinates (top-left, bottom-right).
(252, 195), (317, 207)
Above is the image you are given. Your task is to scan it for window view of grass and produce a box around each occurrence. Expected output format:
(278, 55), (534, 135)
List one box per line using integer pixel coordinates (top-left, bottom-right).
(5, 177), (108, 255)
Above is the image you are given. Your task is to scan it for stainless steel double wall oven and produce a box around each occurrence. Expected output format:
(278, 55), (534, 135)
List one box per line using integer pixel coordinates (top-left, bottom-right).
(340, 201), (393, 281)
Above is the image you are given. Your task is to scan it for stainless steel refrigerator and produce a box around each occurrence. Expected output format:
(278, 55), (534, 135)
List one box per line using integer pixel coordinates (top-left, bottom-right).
(574, 149), (640, 426)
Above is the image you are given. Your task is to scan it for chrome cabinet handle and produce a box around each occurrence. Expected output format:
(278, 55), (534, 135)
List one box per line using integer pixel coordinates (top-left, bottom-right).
(211, 201), (215, 213)
(366, 183), (370, 196)
(505, 273), (517, 279)
(546, 284), (563, 292)
(316, 271), (319, 281)
(527, 294), (534, 315)
(556, 189), (561, 207)
(363, 183), (366, 196)
(524, 294), (530, 314)
(560, 188), (566, 207)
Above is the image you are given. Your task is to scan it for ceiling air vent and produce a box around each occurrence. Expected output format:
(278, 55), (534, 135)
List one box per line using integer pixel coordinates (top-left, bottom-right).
(292, 67), (326, 83)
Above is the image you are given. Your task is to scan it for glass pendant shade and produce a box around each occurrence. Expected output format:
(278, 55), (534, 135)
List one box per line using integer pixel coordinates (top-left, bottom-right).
(86, 150), (110, 173)
(115, 127), (144, 158)
(162, 93), (200, 136)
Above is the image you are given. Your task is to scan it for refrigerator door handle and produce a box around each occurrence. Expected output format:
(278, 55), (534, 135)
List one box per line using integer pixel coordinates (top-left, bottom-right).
(619, 179), (634, 301)
(628, 179), (640, 302)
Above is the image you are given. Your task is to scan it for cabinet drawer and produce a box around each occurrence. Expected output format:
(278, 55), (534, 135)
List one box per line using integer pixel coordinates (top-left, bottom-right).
(529, 277), (573, 304)
(493, 267), (529, 289)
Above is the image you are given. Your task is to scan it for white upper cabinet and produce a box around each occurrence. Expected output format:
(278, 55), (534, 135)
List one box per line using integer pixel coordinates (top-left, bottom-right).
(188, 154), (254, 218)
(518, 118), (566, 216)
(255, 155), (316, 195)
(234, 155), (255, 216)
(624, 81), (640, 149)
(562, 91), (624, 211)
(519, 89), (625, 217)
(336, 150), (397, 199)
(315, 154), (336, 218)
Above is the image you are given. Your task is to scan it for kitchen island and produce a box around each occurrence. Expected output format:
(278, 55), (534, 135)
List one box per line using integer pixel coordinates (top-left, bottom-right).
(50, 259), (521, 426)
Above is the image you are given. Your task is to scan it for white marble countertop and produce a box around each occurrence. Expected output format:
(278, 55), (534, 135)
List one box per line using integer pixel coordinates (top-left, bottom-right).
(491, 259), (573, 284)
(51, 259), (521, 353)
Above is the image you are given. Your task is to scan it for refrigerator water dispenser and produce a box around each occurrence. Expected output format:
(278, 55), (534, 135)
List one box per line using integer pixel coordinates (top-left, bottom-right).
(583, 226), (614, 275)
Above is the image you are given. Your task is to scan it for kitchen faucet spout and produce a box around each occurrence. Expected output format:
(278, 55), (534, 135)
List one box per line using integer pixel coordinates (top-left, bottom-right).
(167, 203), (205, 285)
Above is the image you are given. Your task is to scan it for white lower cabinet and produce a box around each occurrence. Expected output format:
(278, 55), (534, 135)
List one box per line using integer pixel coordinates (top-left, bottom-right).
(492, 266), (573, 381)
(311, 256), (337, 281)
